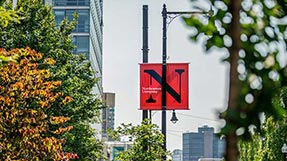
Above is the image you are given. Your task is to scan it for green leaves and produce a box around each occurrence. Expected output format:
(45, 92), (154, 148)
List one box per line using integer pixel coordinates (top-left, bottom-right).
(239, 116), (287, 161)
(0, 0), (104, 160)
(184, 0), (287, 138)
(184, 1), (287, 160)
(0, 6), (22, 27)
(0, 47), (77, 160)
(109, 119), (169, 161)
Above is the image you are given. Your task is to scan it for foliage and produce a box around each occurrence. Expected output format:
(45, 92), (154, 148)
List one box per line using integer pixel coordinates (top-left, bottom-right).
(0, 47), (78, 160)
(0, 0), (22, 27)
(0, 53), (18, 65)
(239, 87), (287, 161)
(184, 0), (287, 160)
(184, 0), (287, 137)
(109, 119), (169, 161)
(239, 133), (263, 161)
(239, 116), (287, 161)
(0, 0), (104, 160)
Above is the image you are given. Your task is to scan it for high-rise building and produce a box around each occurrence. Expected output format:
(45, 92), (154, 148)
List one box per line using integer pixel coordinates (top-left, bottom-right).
(102, 92), (115, 140)
(182, 125), (225, 161)
(44, 0), (103, 94)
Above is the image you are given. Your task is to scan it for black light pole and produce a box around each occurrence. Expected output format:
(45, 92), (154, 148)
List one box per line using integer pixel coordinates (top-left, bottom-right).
(142, 5), (149, 121)
(161, 4), (212, 160)
(161, 5), (168, 160)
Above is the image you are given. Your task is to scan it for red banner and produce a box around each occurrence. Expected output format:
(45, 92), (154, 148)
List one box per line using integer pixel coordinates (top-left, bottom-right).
(140, 63), (189, 110)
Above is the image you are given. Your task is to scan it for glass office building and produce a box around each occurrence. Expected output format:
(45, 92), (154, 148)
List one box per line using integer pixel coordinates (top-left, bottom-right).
(182, 125), (225, 161)
(45, 0), (103, 94)
(102, 93), (115, 141)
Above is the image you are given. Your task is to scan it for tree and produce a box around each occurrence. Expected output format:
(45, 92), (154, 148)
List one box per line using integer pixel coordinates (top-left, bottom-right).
(239, 116), (287, 161)
(0, 0), (21, 27)
(184, 0), (287, 160)
(0, 47), (78, 160)
(0, 1), (104, 160)
(239, 87), (287, 161)
(109, 119), (169, 161)
(239, 133), (263, 161)
(238, 117), (285, 161)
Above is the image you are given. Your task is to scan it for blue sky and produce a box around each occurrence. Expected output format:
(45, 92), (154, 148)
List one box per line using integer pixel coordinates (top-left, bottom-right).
(103, 0), (228, 151)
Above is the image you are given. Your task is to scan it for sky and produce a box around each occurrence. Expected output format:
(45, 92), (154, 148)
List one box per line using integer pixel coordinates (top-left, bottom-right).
(103, 0), (228, 151)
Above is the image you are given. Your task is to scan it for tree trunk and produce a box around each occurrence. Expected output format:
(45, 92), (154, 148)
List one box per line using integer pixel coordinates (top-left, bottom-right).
(225, 0), (241, 161)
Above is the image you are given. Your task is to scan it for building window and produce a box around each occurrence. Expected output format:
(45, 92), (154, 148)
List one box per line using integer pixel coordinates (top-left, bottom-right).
(54, 10), (65, 25)
(53, 0), (90, 6)
(77, 10), (90, 32)
(54, 9), (90, 33)
(73, 36), (90, 58)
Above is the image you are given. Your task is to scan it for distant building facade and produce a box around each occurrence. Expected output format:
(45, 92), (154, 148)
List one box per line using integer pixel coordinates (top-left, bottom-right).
(103, 141), (133, 161)
(182, 125), (225, 161)
(102, 93), (115, 140)
(172, 149), (183, 161)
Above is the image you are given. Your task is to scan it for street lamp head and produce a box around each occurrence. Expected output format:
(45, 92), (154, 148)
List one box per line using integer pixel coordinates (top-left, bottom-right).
(170, 110), (178, 124)
(282, 143), (287, 154)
